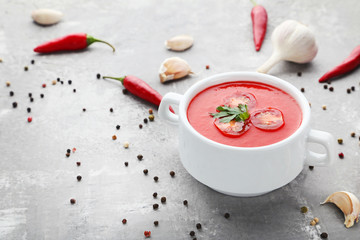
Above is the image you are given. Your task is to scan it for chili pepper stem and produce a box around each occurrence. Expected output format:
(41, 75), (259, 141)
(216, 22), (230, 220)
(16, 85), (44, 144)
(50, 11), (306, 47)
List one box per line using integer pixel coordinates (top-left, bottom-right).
(102, 76), (125, 84)
(250, 0), (257, 6)
(86, 35), (115, 52)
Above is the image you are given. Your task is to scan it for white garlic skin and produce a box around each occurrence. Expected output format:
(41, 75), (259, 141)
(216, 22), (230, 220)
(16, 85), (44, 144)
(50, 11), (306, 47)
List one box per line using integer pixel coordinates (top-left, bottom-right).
(257, 20), (318, 73)
(159, 57), (192, 83)
(165, 35), (194, 52)
(32, 9), (63, 25)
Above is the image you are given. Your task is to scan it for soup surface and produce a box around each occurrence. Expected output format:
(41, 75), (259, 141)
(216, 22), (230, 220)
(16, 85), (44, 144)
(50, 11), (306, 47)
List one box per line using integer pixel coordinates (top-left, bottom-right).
(187, 81), (302, 147)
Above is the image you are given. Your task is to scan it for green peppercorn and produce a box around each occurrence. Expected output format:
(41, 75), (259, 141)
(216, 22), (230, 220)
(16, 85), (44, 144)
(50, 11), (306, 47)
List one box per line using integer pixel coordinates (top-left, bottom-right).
(300, 206), (308, 213)
(149, 115), (155, 121)
(337, 138), (343, 144)
(24, 66), (28, 71)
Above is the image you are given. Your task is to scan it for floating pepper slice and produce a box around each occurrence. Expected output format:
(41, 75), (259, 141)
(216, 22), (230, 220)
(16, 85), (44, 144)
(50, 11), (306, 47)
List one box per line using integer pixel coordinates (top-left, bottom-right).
(213, 118), (250, 137)
(251, 108), (284, 130)
(224, 92), (257, 110)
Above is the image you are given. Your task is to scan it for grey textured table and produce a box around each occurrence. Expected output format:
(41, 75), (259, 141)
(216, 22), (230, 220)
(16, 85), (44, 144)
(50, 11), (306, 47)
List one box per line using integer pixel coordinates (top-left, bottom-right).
(0, 0), (359, 239)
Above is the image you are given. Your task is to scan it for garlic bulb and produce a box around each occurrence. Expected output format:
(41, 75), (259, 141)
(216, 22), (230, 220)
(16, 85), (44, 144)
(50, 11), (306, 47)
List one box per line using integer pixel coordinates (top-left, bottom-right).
(321, 191), (360, 228)
(165, 35), (194, 51)
(257, 20), (318, 74)
(32, 9), (63, 25)
(159, 57), (193, 83)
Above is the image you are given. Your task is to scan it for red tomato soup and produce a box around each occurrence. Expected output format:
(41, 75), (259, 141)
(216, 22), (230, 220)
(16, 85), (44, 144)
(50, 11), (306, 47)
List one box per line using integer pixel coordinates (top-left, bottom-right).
(187, 81), (302, 147)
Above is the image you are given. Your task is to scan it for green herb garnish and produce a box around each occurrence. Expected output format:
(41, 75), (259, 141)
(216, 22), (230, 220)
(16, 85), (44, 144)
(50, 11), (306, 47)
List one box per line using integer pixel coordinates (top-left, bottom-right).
(210, 104), (250, 123)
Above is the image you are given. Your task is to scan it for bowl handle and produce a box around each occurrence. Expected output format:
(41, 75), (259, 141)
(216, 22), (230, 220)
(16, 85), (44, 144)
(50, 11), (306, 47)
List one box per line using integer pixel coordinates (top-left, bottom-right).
(305, 129), (335, 166)
(159, 92), (183, 125)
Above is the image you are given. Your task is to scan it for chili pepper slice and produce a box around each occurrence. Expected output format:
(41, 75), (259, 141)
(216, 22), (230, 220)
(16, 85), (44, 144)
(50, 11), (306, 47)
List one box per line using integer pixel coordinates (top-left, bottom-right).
(34, 33), (115, 53)
(250, 0), (268, 51)
(319, 45), (360, 83)
(224, 92), (257, 110)
(103, 75), (174, 113)
(251, 108), (284, 130)
(213, 118), (250, 137)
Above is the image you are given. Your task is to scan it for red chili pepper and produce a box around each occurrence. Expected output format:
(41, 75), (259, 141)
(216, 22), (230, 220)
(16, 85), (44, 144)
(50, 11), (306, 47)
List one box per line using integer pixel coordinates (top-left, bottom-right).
(250, 0), (268, 51)
(34, 33), (115, 53)
(103, 75), (174, 113)
(319, 45), (360, 83)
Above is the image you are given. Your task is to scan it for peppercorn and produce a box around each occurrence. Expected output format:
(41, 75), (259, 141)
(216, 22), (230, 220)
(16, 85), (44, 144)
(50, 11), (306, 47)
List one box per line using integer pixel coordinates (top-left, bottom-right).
(6, 81), (10, 87)
(52, 80), (56, 85)
(27, 117), (32, 123)
(60, 81), (64, 84)
(347, 88), (351, 94)
(314, 217), (319, 223)
(322, 105), (326, 110)
(206, 65), (210, 70)
(57, 78), (60, 82)
(77, 175), (82, 181)
(351, 132), (356, 138)
(153, 203), (159, 210)
(83, 108), (86, 112)
(112, 135), (117, 140)
(123, 142), (129, 148)
(338, 138), (343, 144)
(329, 86), (334, 92)
(149, 109), (153, 114)
(110, 108), (113, 112)
(73, 89), (76, 93)
(323, 84), (328, 89)
(139, 124), (143, 129)
(144, 231), (151, 238)
(122, 89), (128, 94)
(351, 86), (355, 91)
(297, 72), (302, 77)
(31, 60), (35, 64)
(66, 153), (70, 157)
(310, 219), (316, 226)
(137, 154), (143, 160)
(68, 80), (72, 85)
(24, 66), (28, 71)
(122, 218), (127, 224)
(76, 162), (81, 166)
(153, 176), (159, 182)
(42, 84), (46, 88)
(9, 91), (14, 97)
(190, 231), (195, 237)
(116, 125), (120, 130)
(224, 213), (230, 219)
(153, 192), (158, 198)
(300, 206), (308, 213)
(149, 115), (155, 121)
(96, 73), (101, 79)
(300, 88), (305, 92)
(30, 97), (34, 102)
(183, 200), (188, 206)
(12, 102), (17, 108)
(320, 232), (328, 239)
(143, 169), (148, 175)
(309, 166), (314, 170)
(124, 162), (128, 167)
(196, 223), (202, 229)
(67, 149), (71, 153)
(154, 221), (159, 226)
(40, 94), (44, 98)
(339, 152), (344, 159)
(70, 198), (76, 204)
(143, 118), (148, 124)
(170, 171), (175, 177)
(161, 197), (166, 203)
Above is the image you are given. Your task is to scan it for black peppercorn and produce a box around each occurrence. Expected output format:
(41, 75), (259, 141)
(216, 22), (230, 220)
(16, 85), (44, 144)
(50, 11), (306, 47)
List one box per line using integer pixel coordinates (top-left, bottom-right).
(31, 60), (35, 64)
(224, 213), (230, 219)
(124, 162), (128, 167)
(190, 231), (195, 237)
(300, 88), (305, 92)
(143, 118), (148, 124)
(12, 102), (17, 108)
(60, 81), (64, 84)
(183, 200), (188, 206)
(161, 197), (166, 203)
(196, 223), (202, 229)
(143, 169), (148, 175)
(122, 89), (128, 94)
(153, 203), (159, 210)
(329, 86), (334, 92)
(116, 125), (120, 130)
(323, 85), (328, 89)
(73, 89), (76, 93)
(153, 192), (158, 198)
(27, 107), (31, 113)
(110, 108), (113, 112)
(30, 97), (34, 102)
(154, 176), (159, 182)
(83, 108), (86, 112)
(347, 88), (351, 94)
(68, 80), (72, 85)
(309, 166), (314, 170)
(137, 154), (143, 160)
(96, 73), (101, 79)
(70, 198), (76, 204)
(139, 124), (143, 129)
(76, 162), (81, 166)
(77, 175), (82, 181)
(297, 72), (302, 77)
(24, 66), (28, 71)
(170, 171), (175, 177)
(57, 78), (60, 82)
(67, 149), (71, 153)
(28, 93), (32, 97)
(40, 94), (44, 98)
(9, 91), (14, 96)
(320, 232), (328, 239)
(351, 86), (355, 91)
(351, 132), (356, 138)
(154, 221), (159, 226)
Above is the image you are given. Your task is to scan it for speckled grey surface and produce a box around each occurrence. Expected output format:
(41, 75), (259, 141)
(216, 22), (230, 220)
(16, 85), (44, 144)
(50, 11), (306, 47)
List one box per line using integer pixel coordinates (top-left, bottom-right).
(0, 0), (359, 239)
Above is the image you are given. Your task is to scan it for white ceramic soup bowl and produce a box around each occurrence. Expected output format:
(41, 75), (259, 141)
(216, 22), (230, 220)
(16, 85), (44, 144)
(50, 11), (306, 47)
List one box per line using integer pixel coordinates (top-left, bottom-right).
(159, 72), (335, 197)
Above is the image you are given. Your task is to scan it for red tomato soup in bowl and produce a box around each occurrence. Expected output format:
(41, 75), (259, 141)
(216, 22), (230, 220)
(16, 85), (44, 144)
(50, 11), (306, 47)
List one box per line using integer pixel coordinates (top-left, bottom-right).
(187, 81), (302, 147)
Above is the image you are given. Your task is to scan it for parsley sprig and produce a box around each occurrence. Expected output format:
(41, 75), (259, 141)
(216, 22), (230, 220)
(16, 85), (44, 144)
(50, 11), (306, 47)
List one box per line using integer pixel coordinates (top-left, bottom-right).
(210, 104), (250, 123)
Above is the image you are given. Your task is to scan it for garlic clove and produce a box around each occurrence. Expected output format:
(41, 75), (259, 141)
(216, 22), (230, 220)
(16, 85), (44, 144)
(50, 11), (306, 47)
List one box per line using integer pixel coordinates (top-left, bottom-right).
(31, 9), (63, 26)
(321, 191), (360, 228)
(165, 35), (194, 52)
(159, 57), (193, 83)
(257, 19), (318, 74)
